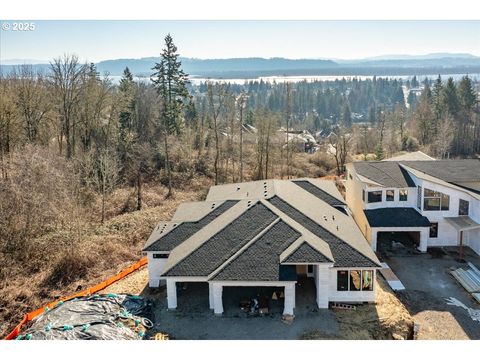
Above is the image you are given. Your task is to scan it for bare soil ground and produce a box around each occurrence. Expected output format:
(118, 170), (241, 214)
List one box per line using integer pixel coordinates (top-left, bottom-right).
(385, 248), (480, 340)
(302, 276), (413, 340)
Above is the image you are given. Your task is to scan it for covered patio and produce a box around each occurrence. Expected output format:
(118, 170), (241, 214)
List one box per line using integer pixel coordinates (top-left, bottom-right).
(445, 216), (480, 258)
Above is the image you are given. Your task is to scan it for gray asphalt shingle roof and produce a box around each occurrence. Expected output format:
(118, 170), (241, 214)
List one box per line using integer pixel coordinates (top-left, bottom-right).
(282, 242), (332, 264)
(163, 203), (278, 277)
(268, 196), (379, 268)
(143, 200), (238, 252)
(401, 160), (480, 183)
(364, 208), (431, 228)
(211, 220), (301, 281)
(353, 161), (415, 188)
(354, 159), (480, 188)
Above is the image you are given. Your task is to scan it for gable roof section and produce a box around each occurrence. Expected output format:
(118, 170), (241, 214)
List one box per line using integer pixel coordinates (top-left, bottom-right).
(211, 220), (302, 281)
(353, 161), (415, 188)
(281, 242), (332, 264)
(364, 208), (431, 228)
(163, 202), (278, 277)
(143, 200), (238, 252)
(401, 160), (480, 183)
(268, 195), (380, 268)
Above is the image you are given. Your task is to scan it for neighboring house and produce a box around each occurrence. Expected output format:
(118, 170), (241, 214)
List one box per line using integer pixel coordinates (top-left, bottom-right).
(143, 179), (380, 316)
(345, 159), (480, 255)
(277, 129), (318, 153)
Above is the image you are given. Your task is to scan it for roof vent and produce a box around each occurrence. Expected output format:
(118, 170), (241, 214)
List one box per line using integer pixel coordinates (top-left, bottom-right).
(323, 215), (327, 221)
(237, 187), (240, 191)
(332, 215), (335, 221)
(336, 226), (339, 231)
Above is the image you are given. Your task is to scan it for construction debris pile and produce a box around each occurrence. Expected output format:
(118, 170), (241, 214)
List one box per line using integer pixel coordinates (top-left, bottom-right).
(450, 262), (480, 303)
(15, 294), (152, 340)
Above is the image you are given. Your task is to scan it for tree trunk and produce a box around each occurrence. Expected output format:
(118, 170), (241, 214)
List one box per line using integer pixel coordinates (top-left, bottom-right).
(136, 171), (142, 211)
(164, 131), (173, 198)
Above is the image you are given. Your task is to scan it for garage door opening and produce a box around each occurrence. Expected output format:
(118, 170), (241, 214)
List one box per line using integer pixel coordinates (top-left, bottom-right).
(222, 286), (285, 316)
(175, 282), (209, 311)
(377, 231), (420, 256)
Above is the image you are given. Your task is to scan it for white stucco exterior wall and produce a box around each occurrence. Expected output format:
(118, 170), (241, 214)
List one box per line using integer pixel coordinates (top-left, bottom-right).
(166, 279), (177, 309)
(147, 252), (168, 287)
(283, 283), (295, 315)
(314, 264), (331, 308)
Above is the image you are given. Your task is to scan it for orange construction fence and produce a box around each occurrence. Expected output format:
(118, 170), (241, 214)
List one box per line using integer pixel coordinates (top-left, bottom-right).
(4, 256), (148, 340)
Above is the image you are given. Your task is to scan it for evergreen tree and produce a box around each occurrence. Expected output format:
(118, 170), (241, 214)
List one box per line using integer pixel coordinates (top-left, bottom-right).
(341, 101), (352, 127)
(151, 34), (189, 197)
(441, 77), (459, 116)
(432, 75), (444, 119)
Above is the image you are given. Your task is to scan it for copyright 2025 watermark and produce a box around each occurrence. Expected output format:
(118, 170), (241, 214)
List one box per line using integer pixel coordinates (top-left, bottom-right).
(1, 21), (36, 31)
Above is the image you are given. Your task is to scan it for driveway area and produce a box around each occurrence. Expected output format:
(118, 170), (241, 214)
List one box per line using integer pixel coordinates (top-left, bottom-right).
(144, 279), (340, 340)
(100, 267), (413, 340)
(384, 246), (480, 339)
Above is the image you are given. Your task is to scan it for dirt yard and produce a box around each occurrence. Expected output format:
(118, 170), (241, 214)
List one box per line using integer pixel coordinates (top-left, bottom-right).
(385, 247), (480, 340)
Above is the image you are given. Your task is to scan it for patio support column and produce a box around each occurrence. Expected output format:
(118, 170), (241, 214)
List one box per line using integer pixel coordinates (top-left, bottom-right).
(419, 228), (428, 252)
(166, 279), (177, 309)
(212, 283), (223, 315)
(315, 265), (330, 309)
(283, 283), (295, 315)
(208, 282), (214, 310)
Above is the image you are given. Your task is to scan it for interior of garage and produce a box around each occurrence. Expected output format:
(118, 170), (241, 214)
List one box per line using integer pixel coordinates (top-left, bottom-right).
(377, 231), (421, 255)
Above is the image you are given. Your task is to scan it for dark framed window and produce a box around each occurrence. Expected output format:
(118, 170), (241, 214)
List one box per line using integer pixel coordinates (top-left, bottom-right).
(417, 186), (422, 209)
(349, 270), (361, 291)
(367, 191), (382, 203)
(386, 190), (395, 201)
(337, 270), (349, 291)
(399, 189), (408, 201)
(441, 193), (450, 210)
(429, 222), (438, 238)
(459, 199), (469, 216)
(423, 188), (450, 211)
(153, 253), (168, 259)
(307, 265), (313, 273)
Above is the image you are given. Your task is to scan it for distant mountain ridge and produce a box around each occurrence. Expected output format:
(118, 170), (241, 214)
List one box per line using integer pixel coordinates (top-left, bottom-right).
(2, 53), (480, 78)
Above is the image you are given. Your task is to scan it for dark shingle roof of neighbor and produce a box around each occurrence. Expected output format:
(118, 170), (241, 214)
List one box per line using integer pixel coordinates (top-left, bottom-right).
(283, 242), (332, 264)
(268, 196), (379, 268)
(212, 220), (301, 281)
(353, 161), (415, 188)
(143, 200), (238, 252)
(364, 208), (431, 228)
(164, 203), (278, 277)
(292, 180), (345, 206)
(401, 160), (480, 183)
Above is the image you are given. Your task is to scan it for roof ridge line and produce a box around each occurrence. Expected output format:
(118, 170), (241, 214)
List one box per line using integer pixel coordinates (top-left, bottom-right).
(207, 217), (281, 281)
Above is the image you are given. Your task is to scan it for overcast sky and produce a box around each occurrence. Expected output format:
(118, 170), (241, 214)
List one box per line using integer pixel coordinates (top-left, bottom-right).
(1, 20), (479, 63)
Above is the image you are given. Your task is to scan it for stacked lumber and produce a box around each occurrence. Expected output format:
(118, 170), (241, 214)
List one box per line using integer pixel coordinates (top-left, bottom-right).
(450, 262), (480, 303)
